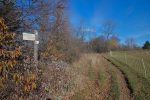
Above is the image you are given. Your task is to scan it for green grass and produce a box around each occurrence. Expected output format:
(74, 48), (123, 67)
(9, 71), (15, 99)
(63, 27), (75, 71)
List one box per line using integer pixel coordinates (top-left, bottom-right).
(106, 54), (150, 100)
(110, 50), (150, 78)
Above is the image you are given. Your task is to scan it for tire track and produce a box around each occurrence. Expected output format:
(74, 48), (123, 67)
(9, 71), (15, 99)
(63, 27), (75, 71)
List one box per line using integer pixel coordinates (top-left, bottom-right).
(102, 56), (133, 100)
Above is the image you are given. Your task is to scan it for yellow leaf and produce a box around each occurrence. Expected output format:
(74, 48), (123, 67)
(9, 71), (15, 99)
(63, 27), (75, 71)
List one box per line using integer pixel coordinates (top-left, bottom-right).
(19, 96), (23, 100)
(31, 82), (36, 90)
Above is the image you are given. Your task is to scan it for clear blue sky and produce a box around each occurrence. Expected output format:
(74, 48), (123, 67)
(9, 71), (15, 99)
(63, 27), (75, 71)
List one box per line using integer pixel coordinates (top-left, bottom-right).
(68, 0), (150, 45)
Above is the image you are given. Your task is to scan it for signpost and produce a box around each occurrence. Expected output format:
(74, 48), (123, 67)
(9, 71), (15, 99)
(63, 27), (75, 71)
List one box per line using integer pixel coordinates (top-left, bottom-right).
(23, 30), (39, 72)
(23, 32), (35, 41)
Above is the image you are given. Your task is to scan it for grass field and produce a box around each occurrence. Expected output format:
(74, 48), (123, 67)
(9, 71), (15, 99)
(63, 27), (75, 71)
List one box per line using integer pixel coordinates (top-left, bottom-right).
(106, 50), (150, 100)
(109, 50), (150, 78)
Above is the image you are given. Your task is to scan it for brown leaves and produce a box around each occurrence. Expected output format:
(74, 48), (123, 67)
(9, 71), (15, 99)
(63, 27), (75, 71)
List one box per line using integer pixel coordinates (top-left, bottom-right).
(13, 73), (21, 84)
(13, 73), (37, 93)
(0, 17), (7, 32)
(0, 18), (22, 91)
(41, 40), (66, 61)
(108, 39), (119, 49)
(0, 46), (21, 58)
(0, 60), (17, 70)
(0, 17), (38, 99)
(23, 74), (37, 93)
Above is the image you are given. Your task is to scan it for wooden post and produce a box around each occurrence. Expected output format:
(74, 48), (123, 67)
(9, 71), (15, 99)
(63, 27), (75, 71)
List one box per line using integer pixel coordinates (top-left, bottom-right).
(34, 30), (38, 71)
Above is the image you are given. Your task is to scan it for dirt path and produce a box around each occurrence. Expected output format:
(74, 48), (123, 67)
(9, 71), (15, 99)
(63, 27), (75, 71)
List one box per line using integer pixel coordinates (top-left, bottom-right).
(70, 54), (133, 100)
(102, 55), (133, 100)
(70, 54), (112, 100)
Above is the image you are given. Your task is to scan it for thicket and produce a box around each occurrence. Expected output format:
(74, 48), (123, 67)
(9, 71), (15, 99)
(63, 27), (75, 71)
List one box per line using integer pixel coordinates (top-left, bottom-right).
(0, 18), (38, 99)
(0, 0), (22, 32)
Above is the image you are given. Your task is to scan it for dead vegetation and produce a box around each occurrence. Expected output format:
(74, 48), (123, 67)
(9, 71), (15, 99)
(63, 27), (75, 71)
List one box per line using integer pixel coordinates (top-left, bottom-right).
(69, 54), (112, 100)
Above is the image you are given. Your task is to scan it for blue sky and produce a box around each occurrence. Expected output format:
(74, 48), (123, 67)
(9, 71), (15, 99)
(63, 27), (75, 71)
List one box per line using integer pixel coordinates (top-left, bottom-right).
(68, 0), (150, 45)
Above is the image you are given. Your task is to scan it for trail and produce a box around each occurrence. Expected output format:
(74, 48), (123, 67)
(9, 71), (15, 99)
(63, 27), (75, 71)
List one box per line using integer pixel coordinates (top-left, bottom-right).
(102, 55), (133, 100)
(70, 54), (133, 100)
(71, 54), (111, 100)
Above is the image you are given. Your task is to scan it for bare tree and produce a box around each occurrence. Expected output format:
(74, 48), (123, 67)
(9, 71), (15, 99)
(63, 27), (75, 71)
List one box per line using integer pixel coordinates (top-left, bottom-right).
(101, 20), (116, 51)
(75, 20), (87, 42)
(102, 20), (116, 40)
(125, 37), (136, 49)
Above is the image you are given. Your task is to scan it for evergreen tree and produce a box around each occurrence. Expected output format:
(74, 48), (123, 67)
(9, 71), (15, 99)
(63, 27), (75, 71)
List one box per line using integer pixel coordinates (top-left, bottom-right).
(142, 41), (150, 49)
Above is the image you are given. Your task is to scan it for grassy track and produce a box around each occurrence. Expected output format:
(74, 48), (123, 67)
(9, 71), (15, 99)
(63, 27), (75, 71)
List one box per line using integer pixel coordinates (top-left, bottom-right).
(70, 54), (120, 100)
(105, 71), (119, 100)
(59, 53), (145, 100)
(105, 51), (150, 100)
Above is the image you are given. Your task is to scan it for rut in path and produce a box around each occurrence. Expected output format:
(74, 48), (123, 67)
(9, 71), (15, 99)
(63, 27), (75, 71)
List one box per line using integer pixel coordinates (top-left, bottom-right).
(102, 55), (133, 100)
(70, 54), (133, 100)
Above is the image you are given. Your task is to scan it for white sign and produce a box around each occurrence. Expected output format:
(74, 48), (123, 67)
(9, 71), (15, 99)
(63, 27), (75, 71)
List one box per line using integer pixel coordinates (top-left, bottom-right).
(23, 32), (35, 41)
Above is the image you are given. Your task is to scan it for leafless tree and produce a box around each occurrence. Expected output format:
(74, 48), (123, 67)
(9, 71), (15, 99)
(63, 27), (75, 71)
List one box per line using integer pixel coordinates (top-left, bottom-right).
(125, 37), (136, 49)
(101, 19), (116, 51)
(102, 19), (116, 40)
(75, 20), (87, 42)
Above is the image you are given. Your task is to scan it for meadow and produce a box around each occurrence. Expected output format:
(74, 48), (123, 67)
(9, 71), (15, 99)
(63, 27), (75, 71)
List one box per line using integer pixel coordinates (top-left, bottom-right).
(106, 50), (150, 100)
(109, 50), (150, 78)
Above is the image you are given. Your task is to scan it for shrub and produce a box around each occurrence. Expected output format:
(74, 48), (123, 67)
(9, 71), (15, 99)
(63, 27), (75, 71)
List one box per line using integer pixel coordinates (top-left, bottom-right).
(0, 18), (37, 99)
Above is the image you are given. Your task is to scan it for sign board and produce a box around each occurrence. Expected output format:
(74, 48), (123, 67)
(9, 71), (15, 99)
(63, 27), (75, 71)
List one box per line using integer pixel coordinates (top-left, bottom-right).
(23, 32), (35, 41)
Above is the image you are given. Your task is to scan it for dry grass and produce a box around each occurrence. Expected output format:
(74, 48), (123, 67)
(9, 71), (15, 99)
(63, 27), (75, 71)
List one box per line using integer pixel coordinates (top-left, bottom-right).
(37, 54), (120, 100)
(70, 54), (112, 100)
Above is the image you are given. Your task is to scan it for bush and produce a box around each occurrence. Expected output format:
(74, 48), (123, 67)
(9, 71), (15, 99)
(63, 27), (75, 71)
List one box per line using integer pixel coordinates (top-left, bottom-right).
(0, 18), (38, 99)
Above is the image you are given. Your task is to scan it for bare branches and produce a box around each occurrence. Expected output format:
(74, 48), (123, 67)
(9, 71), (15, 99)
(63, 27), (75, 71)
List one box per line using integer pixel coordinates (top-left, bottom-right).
(102, 20), (116, 40)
